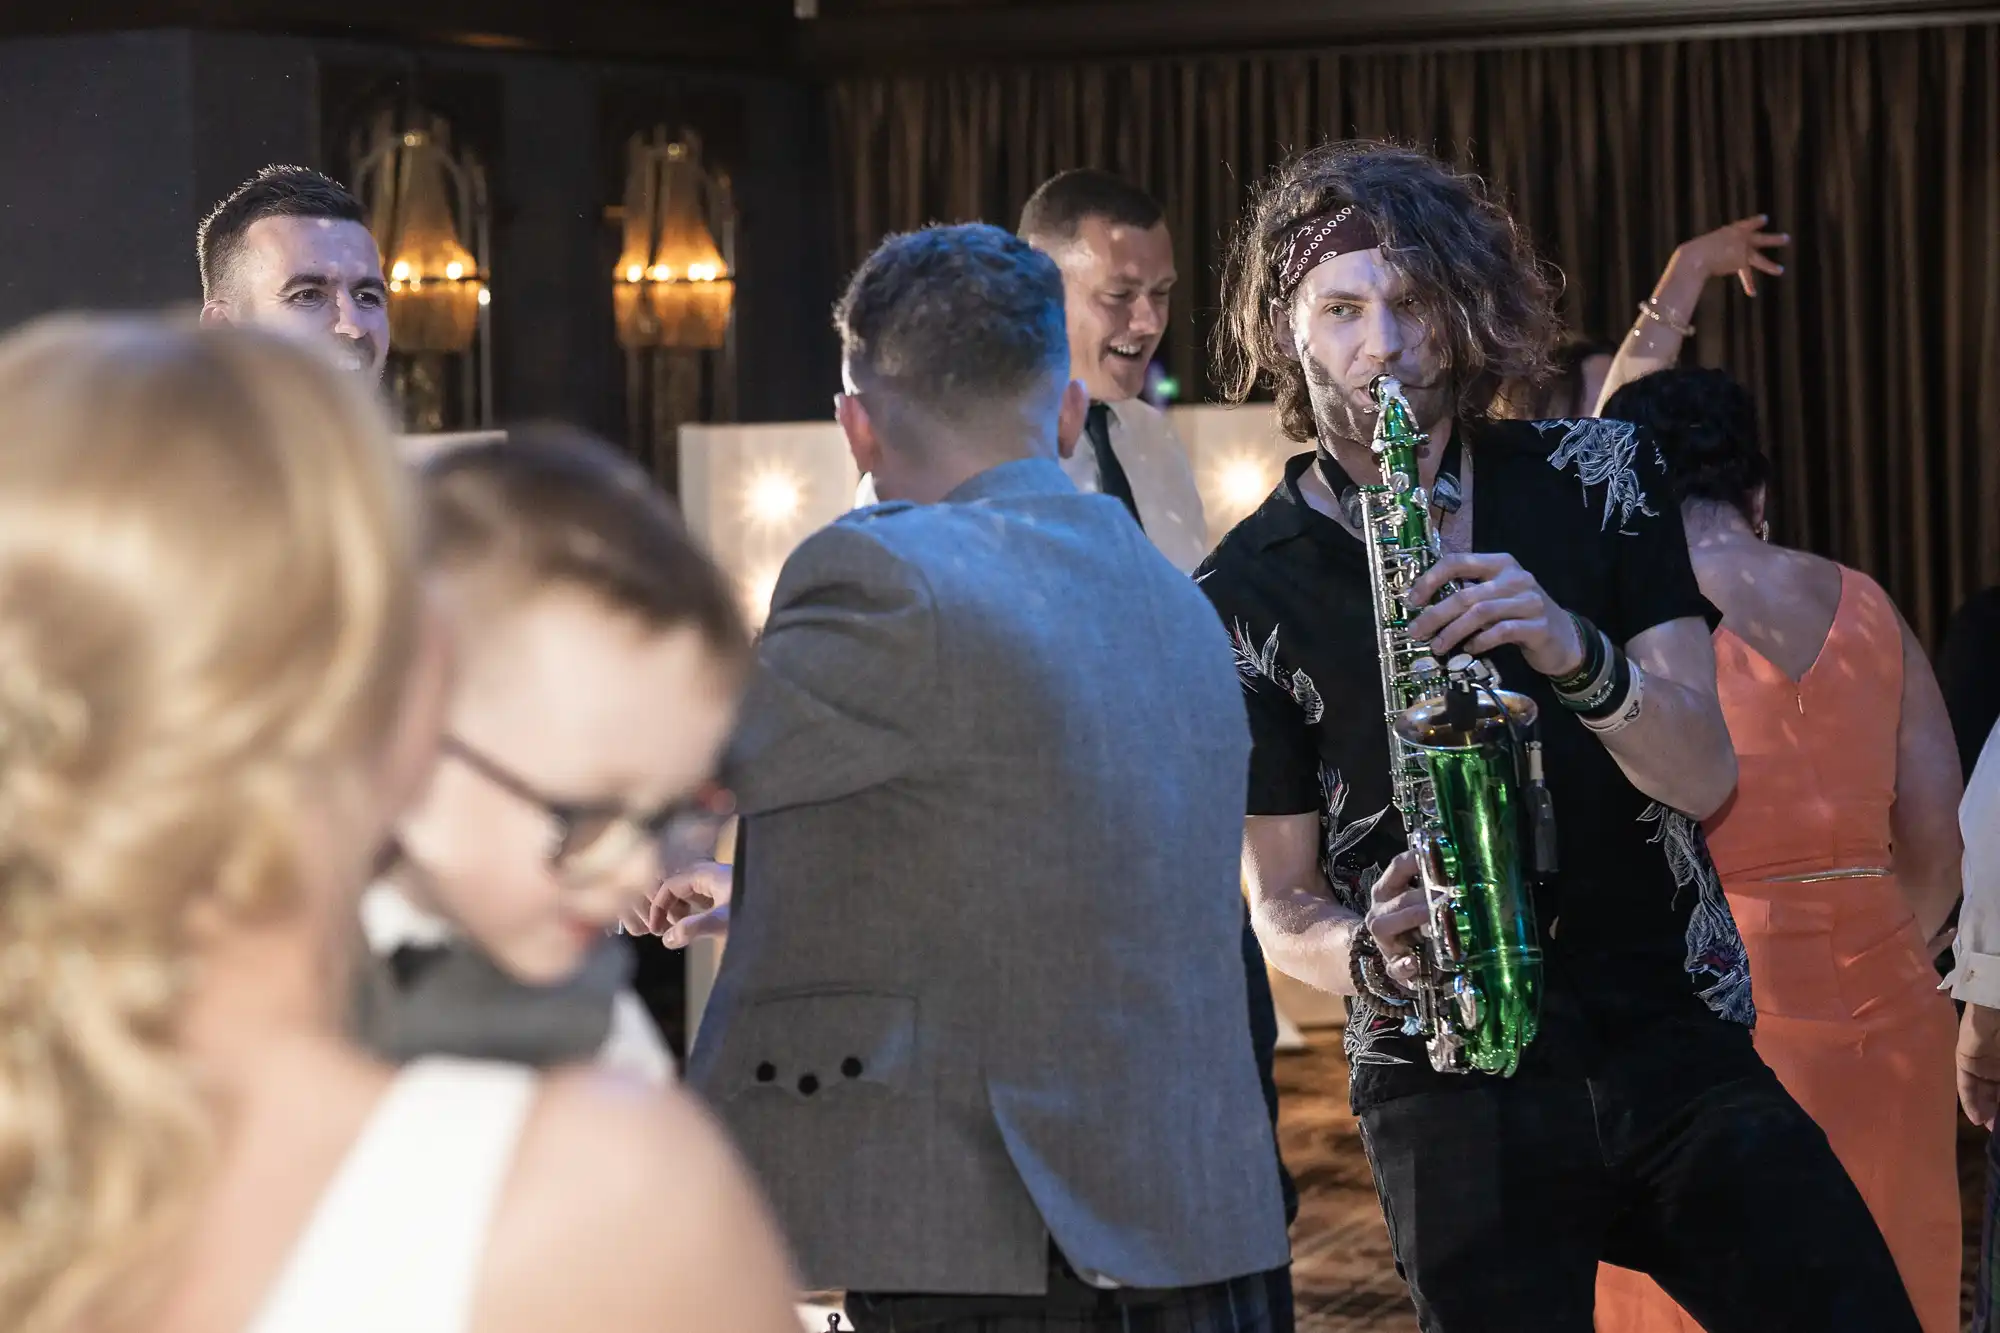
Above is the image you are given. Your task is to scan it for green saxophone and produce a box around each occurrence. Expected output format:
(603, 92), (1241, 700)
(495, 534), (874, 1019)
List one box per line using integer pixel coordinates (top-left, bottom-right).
(1359, 375), (1544, 1076)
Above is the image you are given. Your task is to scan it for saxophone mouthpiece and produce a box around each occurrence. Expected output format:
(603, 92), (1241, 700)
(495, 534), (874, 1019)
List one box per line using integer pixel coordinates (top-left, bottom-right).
(1369, 374), (1403, 404)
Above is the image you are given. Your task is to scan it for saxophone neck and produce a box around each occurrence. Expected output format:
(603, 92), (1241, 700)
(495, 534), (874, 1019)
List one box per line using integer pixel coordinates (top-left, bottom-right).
(1367, 375), (1429, 473)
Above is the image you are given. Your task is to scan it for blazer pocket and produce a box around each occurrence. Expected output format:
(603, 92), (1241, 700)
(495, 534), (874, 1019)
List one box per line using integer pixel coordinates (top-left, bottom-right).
(717, 989), (917, 1102)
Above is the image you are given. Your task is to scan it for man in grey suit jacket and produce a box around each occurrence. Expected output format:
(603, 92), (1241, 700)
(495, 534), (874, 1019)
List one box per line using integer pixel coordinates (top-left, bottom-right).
(684, 223), (1290, 1330)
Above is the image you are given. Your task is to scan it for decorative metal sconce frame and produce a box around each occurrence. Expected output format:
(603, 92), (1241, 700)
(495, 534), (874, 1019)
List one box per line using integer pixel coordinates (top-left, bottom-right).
(350, 107), (494, 434)
(612, 127), (738, 489)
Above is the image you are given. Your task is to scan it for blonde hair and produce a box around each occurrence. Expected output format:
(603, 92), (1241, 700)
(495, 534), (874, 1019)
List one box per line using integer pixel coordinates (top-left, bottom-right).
(0, 316), (421, 1332)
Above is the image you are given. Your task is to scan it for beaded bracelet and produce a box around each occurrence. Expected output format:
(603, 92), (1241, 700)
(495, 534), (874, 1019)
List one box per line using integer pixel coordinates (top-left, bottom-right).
(1636, 297), (1695, 338)
(1349, 927), (1414, 1006)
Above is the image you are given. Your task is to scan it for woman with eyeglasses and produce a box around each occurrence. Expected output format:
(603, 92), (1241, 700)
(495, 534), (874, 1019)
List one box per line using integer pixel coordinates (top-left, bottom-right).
(0, 317), (799, 1333)
(358, 426), (749, 1086)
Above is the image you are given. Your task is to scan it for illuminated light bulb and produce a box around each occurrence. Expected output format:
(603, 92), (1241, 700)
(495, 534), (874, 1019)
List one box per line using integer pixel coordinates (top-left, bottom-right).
(625, 264), (644, 283)
(650, 264), (673, 281)
(687, 262), (720, 282)
(1217, 456), (1274, 513)
(445, 261), (464, 281)
(389, 279), (403, 293)
(390, 260), (411, 282)
(476, 286), (491, 307)
(744, 469), (803, 526)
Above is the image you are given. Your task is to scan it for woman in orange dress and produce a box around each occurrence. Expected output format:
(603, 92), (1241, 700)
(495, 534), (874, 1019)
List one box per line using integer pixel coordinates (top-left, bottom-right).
(1589, 368), (1965, 1332)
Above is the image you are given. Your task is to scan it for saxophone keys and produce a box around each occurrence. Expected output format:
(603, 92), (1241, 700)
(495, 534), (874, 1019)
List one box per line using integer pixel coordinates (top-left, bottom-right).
(1453, 977), (1482, 1028)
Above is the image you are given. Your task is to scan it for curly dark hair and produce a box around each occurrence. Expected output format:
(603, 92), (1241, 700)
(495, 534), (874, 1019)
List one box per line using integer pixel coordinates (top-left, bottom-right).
(1601, 367), (1770, 522)
(1215, 140), (1563, 441)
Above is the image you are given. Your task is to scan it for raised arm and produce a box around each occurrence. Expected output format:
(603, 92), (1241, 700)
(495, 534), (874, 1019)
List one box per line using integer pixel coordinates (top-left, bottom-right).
(1887, 610), (1965, 945)
(1595, 216), (1789, 414)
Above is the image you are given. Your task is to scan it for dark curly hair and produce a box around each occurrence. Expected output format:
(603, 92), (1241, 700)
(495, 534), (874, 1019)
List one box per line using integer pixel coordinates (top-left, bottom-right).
(1600, 367), (1770, 521)
(1215, 140), (1563, 441)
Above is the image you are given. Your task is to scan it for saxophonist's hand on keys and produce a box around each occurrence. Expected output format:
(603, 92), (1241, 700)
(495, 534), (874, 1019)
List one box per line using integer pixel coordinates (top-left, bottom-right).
(1364, 852), (1430, 991)
(1405, 552), (1586, 678)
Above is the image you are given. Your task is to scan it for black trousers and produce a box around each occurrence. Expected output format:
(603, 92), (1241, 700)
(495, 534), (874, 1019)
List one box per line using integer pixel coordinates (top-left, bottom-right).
(1357, 1030), (1919, 1333)
(844, 1253), (1293, 1333)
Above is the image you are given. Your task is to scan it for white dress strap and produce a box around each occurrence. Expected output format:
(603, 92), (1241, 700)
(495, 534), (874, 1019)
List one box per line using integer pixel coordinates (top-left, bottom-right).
(245, 1058), (539, 1333)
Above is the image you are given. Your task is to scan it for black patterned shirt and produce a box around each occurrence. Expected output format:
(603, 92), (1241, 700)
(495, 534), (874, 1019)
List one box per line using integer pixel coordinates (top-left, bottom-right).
(1196, 416), (1752, 1112)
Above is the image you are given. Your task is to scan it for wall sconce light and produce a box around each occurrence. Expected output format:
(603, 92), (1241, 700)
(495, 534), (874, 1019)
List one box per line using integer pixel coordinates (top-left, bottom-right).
(612, 127), (738, 488)
(351, 109), (493, 431)
(614, 131), (736, 352)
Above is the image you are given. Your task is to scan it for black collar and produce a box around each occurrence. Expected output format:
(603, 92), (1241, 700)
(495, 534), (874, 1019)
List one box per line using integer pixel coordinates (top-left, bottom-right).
(1326, 429), (1462, 530)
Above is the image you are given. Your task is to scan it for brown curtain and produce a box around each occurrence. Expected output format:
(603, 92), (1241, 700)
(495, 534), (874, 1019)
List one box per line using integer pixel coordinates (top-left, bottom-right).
(830, 24), (2000, 645)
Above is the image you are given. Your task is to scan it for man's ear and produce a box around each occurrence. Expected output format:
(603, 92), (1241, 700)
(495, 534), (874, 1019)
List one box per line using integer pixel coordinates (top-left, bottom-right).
(1055, 378), (1089, 461)
(836, 392), (883, 481)
(199, 300), (233, 327)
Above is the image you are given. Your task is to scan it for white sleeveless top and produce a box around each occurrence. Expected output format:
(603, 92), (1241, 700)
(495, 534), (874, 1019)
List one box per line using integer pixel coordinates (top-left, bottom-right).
(245, 1059), (539, 1333)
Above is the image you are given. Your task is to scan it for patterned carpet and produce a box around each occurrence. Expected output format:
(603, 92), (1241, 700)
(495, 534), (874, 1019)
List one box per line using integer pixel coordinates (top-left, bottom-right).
(1275, 1029), (1990, 1332)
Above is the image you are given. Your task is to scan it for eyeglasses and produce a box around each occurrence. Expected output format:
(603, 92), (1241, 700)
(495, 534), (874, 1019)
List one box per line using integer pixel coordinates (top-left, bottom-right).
(440, 736), (734, 885)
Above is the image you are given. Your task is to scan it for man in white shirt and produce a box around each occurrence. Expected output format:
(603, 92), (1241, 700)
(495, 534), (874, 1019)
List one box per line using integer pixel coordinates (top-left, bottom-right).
(857, 170), (1208, 574)
(1951, 721), (2000, 1120)
(1951, 720), (2000, 1329)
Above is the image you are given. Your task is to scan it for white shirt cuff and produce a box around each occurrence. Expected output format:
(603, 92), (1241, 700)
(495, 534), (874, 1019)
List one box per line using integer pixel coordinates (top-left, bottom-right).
(1948, 948), (2000, 1009)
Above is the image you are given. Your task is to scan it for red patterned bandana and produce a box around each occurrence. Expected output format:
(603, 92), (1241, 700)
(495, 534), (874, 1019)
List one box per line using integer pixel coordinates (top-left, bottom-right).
(1276, 204), (1381, 300)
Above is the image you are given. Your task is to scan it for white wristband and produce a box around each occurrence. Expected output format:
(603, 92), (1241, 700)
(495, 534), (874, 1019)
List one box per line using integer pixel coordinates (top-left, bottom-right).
(1580, 660), (1645, 735)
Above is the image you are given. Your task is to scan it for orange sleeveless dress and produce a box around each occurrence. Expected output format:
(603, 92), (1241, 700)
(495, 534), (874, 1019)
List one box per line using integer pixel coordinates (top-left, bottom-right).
(1595, 567), (1960, 1333)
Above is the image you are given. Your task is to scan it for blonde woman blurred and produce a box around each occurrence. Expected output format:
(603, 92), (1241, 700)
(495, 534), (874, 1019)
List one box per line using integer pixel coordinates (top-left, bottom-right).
(0, 315), (800, 1333)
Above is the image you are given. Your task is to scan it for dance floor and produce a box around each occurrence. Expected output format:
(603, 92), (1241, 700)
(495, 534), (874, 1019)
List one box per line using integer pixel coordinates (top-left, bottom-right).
(1276, 1028), (1991, 1332)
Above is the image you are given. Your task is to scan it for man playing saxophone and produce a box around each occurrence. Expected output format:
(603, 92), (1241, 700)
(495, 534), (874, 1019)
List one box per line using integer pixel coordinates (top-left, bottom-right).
(1196, 140), (1919, 1332)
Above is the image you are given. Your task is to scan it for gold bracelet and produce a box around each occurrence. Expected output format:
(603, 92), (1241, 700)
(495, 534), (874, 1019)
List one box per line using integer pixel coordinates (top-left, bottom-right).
(1636, 298), (1695, 338)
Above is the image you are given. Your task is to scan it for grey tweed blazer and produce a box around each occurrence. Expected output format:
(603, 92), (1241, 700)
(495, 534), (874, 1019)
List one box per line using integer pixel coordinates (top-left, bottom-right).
(688, 456), (1289, 1296)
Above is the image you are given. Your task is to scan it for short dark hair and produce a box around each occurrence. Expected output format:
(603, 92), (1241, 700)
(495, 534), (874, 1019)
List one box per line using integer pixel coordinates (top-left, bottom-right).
(1018, 169), (1163, 246)
(419, 424), (750, 668)
(834, 222), (1067, 426)
(1215, 140), (1562, 441)
(1601, 367), (1770, 522)
(197, 166), (368, 302)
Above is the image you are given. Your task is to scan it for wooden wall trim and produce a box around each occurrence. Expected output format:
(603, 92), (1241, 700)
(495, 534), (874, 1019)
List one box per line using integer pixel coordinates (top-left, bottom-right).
(0, 0), (794, 68)
(797, 0), (1999, 69)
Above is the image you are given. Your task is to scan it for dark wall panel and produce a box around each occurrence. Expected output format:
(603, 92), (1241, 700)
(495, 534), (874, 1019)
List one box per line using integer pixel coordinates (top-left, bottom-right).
(500, 59), (620, 436)
(189, 32), (318, 236)
(738, 74), (841, 421)
(0, 32), (197, 328)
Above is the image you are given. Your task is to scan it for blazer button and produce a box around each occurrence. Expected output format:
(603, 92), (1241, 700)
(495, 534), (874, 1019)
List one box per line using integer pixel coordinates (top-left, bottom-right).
(841, 1057), (864, 1079)
(798, 1073), (820, 1096)
(755, 1062), (776, 1083)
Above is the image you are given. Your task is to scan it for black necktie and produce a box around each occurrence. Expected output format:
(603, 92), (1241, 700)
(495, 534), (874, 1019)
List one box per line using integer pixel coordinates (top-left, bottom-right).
(1083, 402), (1143, 528)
